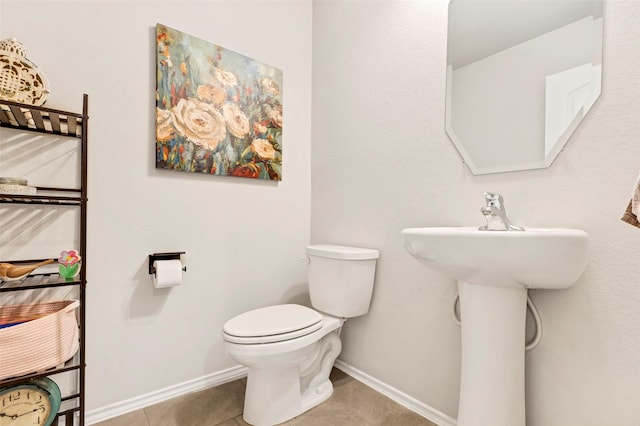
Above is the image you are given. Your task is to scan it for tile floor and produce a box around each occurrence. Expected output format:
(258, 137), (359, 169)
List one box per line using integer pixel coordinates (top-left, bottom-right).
(93, 369), (437, 426)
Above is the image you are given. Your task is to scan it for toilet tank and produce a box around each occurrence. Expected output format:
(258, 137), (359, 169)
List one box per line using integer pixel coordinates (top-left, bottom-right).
(306, 244), (379, 318)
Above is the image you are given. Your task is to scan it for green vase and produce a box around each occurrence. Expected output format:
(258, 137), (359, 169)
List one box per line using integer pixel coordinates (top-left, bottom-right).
(59, 263), (81, 280)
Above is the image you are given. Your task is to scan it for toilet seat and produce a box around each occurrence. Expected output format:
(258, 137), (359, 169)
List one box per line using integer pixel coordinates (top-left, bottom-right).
(223, 304), (323, 344)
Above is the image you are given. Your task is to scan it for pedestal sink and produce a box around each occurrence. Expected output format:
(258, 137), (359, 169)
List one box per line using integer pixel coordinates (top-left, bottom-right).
(401, 227), (588, 426)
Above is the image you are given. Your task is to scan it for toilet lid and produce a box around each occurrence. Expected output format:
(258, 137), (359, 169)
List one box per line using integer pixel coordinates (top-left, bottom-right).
(223, 304), (323, 344)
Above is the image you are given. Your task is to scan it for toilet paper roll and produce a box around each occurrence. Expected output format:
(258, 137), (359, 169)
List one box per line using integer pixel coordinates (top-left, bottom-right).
(152, 259), (182, 288)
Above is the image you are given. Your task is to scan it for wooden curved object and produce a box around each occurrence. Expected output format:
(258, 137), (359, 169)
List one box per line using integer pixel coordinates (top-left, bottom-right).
(0, 259), (54, 279)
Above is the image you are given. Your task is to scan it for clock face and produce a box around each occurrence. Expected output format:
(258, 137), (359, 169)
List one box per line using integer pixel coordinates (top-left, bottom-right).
(0, 379), (60, 426)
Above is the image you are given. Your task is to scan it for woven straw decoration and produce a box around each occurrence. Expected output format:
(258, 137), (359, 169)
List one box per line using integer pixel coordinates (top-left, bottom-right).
(0, 38), (50, 106)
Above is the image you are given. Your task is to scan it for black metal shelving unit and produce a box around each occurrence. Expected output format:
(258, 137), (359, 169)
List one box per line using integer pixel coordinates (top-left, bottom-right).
(0, 95), (88, 425)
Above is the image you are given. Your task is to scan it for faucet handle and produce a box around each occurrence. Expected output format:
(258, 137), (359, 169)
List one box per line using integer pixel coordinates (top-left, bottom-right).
(483, 192), (504, 209)
(480, 192), (524, 231)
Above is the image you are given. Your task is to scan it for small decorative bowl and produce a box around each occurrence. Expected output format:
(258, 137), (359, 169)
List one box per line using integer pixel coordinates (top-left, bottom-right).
(59, 263), (81, 280)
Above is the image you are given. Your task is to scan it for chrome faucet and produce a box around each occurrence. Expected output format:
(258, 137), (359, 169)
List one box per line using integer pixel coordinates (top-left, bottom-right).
(479, 192), (524, 231)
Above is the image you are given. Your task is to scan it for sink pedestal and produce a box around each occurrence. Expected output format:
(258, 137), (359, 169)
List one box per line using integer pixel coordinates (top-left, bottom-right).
(457, 281), (527, 426)
(401, 226), (588, 426)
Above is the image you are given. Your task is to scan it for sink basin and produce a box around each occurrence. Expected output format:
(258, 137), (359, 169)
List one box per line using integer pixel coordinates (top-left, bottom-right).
(401, 225), (589, 426)
(401, 227), (588, 289)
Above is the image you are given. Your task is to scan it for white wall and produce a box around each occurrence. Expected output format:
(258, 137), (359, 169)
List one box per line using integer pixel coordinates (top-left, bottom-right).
(312, 1), (640, 425)
(0, 0), (312, 411)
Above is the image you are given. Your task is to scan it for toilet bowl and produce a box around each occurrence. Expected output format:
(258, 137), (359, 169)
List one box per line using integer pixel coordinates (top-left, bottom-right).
(224, 304), (344, 425)
(222, 244), (379, 426)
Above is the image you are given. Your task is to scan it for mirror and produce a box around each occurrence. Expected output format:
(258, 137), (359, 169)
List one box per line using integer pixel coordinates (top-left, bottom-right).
(445, 0), (603, 175)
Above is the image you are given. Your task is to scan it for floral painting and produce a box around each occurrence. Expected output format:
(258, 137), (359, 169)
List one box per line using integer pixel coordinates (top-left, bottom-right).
(156, 24), (283, 180)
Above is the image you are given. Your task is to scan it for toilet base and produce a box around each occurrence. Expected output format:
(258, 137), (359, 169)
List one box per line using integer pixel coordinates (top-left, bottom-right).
(240, 331), (342, 425)
(225, 317), (344, 426)
(243, 368), (334, 426)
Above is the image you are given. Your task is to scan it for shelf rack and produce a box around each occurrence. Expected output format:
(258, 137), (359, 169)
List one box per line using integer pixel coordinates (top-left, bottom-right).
(0, 94), (88, 425)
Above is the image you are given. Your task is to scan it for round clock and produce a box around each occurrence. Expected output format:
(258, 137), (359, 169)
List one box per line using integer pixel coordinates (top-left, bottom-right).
(0, 378), (61, 426)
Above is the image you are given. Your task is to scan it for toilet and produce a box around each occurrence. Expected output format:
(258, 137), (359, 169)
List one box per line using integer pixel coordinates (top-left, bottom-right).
(222, 244), (379, 426)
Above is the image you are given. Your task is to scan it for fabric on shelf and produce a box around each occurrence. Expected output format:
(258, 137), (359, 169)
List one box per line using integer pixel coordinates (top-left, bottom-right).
(621, 171), (640, 228)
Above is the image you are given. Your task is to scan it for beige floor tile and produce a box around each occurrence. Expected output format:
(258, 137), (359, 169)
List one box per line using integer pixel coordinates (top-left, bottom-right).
(217, 417), (246, 426)
(384, 411), (439, 426)
(143, 380), (244, 426)
(283, 377), (436, 426)
(232, 415), (250, 425)
(99, 369), (437, 426)
(92, 409), (149, 426)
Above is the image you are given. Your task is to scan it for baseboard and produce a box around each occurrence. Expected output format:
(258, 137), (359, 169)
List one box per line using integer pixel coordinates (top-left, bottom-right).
(87, 361), (456, 426)
(334, 360), (457, 426)
(85, 365), (248, 425)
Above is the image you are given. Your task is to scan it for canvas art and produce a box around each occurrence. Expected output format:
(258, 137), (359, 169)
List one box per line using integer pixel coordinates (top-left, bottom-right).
(156, 24), (283, 180)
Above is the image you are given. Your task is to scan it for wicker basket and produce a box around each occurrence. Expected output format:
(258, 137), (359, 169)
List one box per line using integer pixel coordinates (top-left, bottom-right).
(0, 300), (79, 380)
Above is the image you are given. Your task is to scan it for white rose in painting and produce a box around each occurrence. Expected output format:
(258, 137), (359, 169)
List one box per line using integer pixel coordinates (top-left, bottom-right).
(172, 98), (226, 150)
(269, 105), (283, 128)
(260, 77), (280, 96)
(222, 103), (250, 139)
(215, 68), (238, 86)
(156, 107), (176, 142)
(196, 82), (227, 105)
(251, 138), (276, 160)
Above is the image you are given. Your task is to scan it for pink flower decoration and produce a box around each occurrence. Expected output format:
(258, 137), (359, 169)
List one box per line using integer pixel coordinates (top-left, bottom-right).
(59, 249), (81, 266)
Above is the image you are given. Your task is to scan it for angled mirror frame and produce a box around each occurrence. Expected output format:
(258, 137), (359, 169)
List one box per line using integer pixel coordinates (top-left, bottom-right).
(445, 0), (603, 175)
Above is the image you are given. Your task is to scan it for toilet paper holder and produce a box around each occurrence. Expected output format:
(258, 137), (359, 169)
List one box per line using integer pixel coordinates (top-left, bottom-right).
(148, 252), (187, 275)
